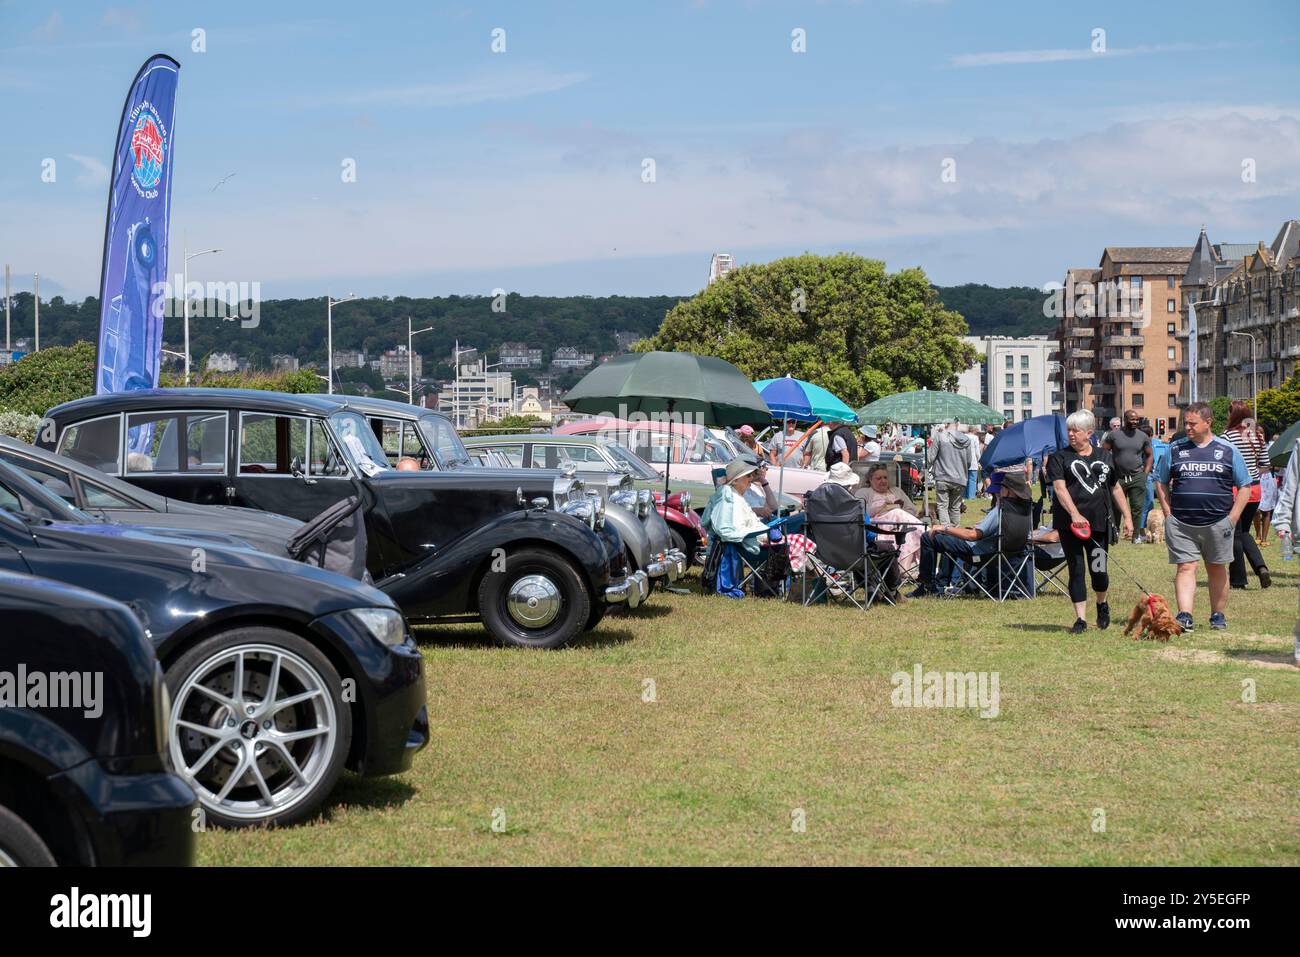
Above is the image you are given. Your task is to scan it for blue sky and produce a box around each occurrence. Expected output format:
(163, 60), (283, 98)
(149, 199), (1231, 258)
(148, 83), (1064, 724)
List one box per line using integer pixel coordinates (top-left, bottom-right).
(2, 0), (1298, 300)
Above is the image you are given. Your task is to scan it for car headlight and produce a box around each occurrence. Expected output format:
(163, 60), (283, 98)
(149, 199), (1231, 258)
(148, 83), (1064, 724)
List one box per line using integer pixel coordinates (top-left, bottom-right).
(587, 490), (605, 529)
(636, 488), (652, 518)
(347, 607), (408, 646)
(560, 498), (596, 528)
(609, 488), (637, 512)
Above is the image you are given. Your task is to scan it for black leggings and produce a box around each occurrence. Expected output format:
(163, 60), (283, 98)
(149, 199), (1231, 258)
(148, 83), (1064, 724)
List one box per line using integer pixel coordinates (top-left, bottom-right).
(1229, 500), (1265, 587)
(1060, 531), (1110, 604)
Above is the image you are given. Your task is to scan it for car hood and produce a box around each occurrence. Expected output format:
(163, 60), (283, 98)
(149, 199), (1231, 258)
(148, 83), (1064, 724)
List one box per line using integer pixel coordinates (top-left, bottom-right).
(108, 505), (301, 557)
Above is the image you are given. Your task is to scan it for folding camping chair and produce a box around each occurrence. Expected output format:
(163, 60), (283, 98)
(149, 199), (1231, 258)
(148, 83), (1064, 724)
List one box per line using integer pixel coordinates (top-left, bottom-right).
(794, 484), (900, 609)
(1032, 536), (1069, 597)
(950, 495), (1033, 601)
(734, 524), (791, 598)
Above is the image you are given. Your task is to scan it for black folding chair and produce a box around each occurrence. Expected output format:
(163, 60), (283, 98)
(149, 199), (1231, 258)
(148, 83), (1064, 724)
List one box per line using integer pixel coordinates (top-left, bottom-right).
(950, 496), (1033, 601)
(795, 484), (899, 609)
(1032, 538), (1069, 597)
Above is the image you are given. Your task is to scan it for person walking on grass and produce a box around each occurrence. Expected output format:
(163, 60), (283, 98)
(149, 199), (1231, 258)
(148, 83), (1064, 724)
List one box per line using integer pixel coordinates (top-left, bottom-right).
(1265, 433), (1300, 666)
(1221, 401), (1272, 590)
(1048, 410), (1133, 634)
(1154, 401), (1252, 632)
(932, 418), (972, 527)
(1103, 409), (1153, 544)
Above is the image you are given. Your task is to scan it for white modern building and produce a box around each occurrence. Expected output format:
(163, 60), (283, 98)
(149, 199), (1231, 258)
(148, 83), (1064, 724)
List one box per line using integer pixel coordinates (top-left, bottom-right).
(959, 336), (1062, 422)
(437, 358), (514, 428)
(708, 253), (735, 284)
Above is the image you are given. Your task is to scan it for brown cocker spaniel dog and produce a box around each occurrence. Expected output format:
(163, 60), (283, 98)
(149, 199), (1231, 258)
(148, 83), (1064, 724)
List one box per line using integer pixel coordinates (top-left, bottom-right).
(1122, 594), (1183, 641)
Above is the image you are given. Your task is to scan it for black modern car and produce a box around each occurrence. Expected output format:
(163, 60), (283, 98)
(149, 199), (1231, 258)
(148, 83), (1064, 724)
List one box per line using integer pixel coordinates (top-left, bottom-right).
(0, 459), (428, 828)
(0, 433), (305, 559)
(39, 389), (642, 649)
(0, 570), (197, 865)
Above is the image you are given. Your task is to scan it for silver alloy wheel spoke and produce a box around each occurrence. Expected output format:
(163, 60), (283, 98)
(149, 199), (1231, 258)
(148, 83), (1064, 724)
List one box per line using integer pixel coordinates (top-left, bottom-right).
(170, 644), (338, 822)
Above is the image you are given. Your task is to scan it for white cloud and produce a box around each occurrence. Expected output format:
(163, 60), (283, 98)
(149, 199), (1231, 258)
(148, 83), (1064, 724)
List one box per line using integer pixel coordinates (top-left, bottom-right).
(31, 11), (63, 42)
(66, 153), (110, 187)
(951, 43), (1219, 69)
(324, 69), (588, 109)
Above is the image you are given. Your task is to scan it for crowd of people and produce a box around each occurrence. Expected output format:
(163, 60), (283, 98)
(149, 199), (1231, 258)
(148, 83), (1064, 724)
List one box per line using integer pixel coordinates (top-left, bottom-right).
(699, 405), (1297, 655)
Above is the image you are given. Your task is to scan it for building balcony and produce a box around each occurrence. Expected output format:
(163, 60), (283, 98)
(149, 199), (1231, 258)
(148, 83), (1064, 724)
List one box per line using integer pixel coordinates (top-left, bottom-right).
(1282, 344), (1300, 359)
(1102, 358), (1145, 371)
(1065, 326), (1094, 339)
(1066, 349), (1094, 361)
(1102, 334), (1145, 348)
(1064, 369), (1095, 381)
(1091, 382), (1116, 394)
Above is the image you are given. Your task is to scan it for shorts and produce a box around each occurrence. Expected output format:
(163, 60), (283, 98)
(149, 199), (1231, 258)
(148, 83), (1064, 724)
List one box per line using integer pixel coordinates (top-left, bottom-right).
(1165, 514), (1234, 565)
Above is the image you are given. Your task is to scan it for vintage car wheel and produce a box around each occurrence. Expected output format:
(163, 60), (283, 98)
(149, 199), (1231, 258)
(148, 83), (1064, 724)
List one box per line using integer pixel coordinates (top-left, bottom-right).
(0, 804), (56, 867)
(165, 628), (352, 829)
(479, 547), (590, 649)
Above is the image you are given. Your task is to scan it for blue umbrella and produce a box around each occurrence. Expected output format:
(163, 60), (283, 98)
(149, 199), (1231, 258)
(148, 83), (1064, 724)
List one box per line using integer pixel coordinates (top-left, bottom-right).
(752, 376), (856, 424)
(980, 414), (1068, 473)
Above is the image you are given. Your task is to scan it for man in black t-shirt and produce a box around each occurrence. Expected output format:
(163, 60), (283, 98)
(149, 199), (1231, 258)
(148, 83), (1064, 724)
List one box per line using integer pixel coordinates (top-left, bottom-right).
(1048, 410), (1134, 634)
(1103, 409), (1153, 544)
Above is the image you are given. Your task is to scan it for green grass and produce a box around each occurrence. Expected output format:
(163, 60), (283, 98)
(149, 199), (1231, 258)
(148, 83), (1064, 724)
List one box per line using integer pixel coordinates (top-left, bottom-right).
(199, 527), (1300, 866)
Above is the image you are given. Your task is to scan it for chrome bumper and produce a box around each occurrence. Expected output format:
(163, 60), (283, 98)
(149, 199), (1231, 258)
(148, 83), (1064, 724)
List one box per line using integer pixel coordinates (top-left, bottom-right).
(604, 569), (650, 608)
(645, 548), (687, 582)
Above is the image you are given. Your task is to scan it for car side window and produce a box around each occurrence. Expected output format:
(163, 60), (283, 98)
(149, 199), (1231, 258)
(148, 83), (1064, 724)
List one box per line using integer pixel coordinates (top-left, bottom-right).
(529, 445), (555, 469)
(80, 480), (138, 510)
(125, 411), (228, 473)
(0, 453), (77, 503)
(239, 413), (307, 474)
(309, 420), (348, 477)
(557, 445), (603, 467)
(492, 444), (525, 467)
(56, 416), (122, 475)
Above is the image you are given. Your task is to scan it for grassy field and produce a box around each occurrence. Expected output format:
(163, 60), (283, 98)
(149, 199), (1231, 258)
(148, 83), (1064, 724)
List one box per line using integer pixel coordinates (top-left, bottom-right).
(200, 526), (1300, 866)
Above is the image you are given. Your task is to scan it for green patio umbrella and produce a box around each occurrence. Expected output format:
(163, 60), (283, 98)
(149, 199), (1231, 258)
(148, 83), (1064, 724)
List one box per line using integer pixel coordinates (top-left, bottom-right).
(1268, 419), (1300, 467)
(563, 351), (771, 495)
(855, 389), (1005, 518)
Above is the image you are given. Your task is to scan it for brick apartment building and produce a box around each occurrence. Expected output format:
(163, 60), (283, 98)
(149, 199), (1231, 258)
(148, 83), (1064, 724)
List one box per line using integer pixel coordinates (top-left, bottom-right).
(1057, 246), (1193, 436)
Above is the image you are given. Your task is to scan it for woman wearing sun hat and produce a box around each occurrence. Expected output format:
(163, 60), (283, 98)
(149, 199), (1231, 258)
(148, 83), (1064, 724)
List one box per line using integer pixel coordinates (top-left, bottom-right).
(1047, 410), (1134, 634)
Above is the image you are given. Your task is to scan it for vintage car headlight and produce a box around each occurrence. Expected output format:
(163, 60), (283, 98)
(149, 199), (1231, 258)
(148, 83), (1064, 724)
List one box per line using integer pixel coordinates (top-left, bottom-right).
(347, 607), (408, 646)
(609, 488), (638, 512)
(552, 475), (585, 507)
(636, 488), (653, 518)
(559, 498), (596, 528)
(586, 490), (606, 529)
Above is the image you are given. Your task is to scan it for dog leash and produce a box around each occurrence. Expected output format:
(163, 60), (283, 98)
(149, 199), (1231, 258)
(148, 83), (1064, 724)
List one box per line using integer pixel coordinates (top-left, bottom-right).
(1079, 524), (1154, 598)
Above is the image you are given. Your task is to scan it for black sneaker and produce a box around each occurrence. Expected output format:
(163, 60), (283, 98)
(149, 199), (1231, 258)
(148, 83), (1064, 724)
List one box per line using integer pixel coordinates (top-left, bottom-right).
(1209, 612), (1227, 630)
(908, 585), (936, 599)
(1175, 612), (1193, 633)
(1096, 601), (1110, 630)
(1070, 618), (1087, 634)
(1259, 567), (1272, 589)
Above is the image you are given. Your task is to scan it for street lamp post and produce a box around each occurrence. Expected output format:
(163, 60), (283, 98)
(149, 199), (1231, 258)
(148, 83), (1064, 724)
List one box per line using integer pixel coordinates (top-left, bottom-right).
(407, 317), (432, 405)
(183, 242), (222, 385)
(1229, 330), (1259, 420)
(326, 293), (358, 395)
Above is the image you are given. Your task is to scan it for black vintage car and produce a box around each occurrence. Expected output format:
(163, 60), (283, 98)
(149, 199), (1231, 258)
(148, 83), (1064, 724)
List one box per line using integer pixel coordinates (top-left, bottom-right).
(0, 570), (197, 865)
(0, 459), (428, 829)
(39, 389), (641, 649)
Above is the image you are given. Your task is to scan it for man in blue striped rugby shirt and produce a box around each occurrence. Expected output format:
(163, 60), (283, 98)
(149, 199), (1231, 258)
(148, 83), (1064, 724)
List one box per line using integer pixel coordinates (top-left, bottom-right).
(1154, 402), (1251, 632)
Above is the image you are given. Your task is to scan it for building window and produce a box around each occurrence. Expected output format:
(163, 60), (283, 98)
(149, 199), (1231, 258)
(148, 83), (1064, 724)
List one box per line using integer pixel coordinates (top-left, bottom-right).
(1132, 370), (1143, 384)
(1132, 393), (1144, 408)
(1021, 373), (1029, 387)
(1005, 354), (1013, 369)
(1003, 392), (1013, 405)
(1005, 373), (1013, 387)
(1167, 370), (1176, 384)
(1021, 409), (1032, 421)
(1167, 276), (1176, 289)
(1167, 322), (1175, 334)
(1021, 391), (1032, 406)
(1003, 409), (1014, 421)
(1168, 394), (1177, 407)
(1167, 346), (1176, 359)
(1167, 299), (1176, 313)
(1020, 355), (1029, 369)
(1132, 276), (1143, 292)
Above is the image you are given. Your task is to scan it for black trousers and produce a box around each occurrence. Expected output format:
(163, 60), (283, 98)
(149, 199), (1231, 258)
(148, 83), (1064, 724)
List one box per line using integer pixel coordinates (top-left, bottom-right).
(1229, 500), (1266, 587)
(1060, 530), (1109, 604)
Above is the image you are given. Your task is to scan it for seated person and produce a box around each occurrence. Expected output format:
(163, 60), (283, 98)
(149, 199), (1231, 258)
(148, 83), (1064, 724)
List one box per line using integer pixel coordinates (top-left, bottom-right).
(910, 470), (1031, 597)
(803, 462), (902, 599)
(396, 456), (422, 471)
(701, 458), (778, 598)
(854, 463), (922, 571)
(742, 461), (779, 519)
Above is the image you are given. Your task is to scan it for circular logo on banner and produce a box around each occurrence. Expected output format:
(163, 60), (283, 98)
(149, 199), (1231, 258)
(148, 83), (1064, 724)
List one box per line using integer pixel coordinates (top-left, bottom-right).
(130, 107), (166, 192)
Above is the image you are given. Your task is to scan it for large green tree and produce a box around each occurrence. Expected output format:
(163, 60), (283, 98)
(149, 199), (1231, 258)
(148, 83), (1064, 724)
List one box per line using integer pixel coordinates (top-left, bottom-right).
(637, 254), (977, 407)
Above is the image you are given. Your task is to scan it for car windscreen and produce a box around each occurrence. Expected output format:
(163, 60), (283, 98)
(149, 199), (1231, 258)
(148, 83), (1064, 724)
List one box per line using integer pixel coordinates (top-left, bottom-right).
(330, 411), (391, 475)
(605, 442), (660, 479)
(0, 461), (91, 523)
(418, 416), (471, 468)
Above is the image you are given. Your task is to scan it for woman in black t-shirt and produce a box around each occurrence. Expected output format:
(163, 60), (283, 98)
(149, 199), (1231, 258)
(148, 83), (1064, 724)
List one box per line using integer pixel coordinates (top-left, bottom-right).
(1047, 410), (1134, 634)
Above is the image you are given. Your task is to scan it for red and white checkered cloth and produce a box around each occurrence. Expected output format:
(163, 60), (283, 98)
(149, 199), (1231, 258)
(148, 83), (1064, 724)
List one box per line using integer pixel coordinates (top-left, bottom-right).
(786, 533), (817, 571)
